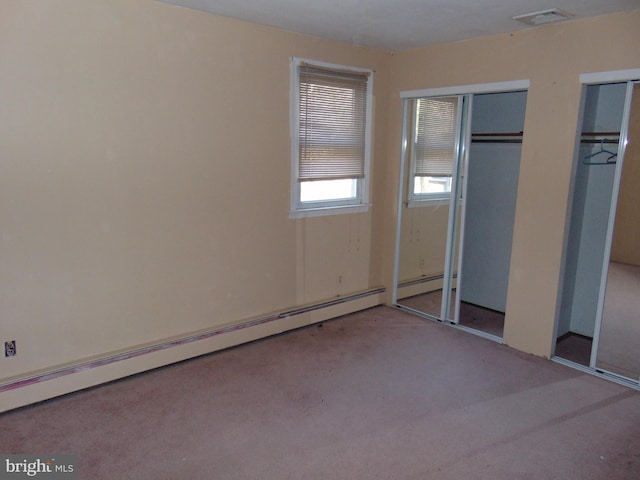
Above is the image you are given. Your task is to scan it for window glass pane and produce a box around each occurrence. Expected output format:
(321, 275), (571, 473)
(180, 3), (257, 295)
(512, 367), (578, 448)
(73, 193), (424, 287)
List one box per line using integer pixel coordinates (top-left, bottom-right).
(414, 176), (452, 195)
(300, 179), (357, 203)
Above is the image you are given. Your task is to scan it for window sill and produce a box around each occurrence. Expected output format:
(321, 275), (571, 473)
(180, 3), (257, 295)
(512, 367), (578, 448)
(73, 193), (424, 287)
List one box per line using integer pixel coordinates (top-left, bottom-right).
(407, 198), (450, 208)
(289, 203), (371, 219)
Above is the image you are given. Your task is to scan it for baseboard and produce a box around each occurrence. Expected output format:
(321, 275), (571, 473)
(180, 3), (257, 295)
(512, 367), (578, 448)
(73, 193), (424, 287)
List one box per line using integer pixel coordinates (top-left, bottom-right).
(397, 274), (444, 299)
(0, 288), (384, 412)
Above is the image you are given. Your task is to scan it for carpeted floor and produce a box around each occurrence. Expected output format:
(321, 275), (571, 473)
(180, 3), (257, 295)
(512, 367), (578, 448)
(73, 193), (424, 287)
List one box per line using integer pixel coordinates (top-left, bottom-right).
(555, 333), (593, 366)
(397, 289), (448, 318)
(397, 290), (505, 337)
(598, 261), (640, 380)
(458, 302), (505, 337)
(1, 306), (639, 479)
(553, 262), (640, 381)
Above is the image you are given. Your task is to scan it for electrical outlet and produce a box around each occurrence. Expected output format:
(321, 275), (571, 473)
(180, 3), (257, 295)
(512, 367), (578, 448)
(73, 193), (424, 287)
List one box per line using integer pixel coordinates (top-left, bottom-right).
(5, 341), (16, 357)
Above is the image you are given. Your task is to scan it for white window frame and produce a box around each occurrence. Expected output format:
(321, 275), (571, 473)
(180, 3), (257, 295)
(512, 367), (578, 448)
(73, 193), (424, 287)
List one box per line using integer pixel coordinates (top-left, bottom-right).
(401, 80), (529, 210)
(407, 96), (461, 207)
(289, 57), (373, 218)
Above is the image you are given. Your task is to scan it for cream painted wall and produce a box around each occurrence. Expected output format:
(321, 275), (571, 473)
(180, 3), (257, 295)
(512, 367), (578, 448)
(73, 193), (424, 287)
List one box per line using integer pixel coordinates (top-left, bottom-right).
(398, 205), (449, 284)
(383, 10), (640, 357)
(0, 0), (390, 384)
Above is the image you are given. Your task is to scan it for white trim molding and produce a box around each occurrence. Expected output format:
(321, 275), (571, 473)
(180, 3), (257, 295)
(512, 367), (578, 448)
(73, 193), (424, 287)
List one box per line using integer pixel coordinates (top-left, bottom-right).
(580, 69), (640, 85)
(400, 79), (530, 99)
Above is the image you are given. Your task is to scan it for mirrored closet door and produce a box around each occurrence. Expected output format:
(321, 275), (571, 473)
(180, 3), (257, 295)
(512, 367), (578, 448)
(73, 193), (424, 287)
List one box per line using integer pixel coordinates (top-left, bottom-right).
(393, 87), (527, 341)
(556, 79), (639, 386)
(393, 96), (464, 321)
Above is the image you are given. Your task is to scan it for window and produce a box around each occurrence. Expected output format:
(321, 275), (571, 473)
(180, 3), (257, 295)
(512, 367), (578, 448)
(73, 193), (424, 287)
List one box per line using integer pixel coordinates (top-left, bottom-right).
(290, 58), (373, 217)
(409, 96), (460, 204)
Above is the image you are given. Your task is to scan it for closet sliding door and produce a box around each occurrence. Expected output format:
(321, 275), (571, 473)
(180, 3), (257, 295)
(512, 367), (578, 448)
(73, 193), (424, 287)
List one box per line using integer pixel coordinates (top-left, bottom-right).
(556, 77), (640, 387)
(593, 81), (640, 381)
(393, 95), (466, 322)
(393, 81), (528, 341)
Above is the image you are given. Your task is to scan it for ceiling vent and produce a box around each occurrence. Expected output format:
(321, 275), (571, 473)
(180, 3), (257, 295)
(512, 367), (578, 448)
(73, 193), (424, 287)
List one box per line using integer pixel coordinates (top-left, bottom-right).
(513, 8), (575, 26)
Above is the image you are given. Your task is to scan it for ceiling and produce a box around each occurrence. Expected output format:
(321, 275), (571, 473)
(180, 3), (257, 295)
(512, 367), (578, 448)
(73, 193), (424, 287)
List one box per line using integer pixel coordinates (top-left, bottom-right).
(155, 0), (640, 51)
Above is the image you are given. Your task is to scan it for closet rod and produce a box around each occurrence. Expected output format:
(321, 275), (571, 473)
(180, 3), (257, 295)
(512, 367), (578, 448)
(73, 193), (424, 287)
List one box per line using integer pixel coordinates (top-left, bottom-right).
(581, 131), (620, 136)
(580, 131), (620, 144)
(471, 131), (523, 144)
(581, 139), (619, 144)
(472, 132), (523, 136)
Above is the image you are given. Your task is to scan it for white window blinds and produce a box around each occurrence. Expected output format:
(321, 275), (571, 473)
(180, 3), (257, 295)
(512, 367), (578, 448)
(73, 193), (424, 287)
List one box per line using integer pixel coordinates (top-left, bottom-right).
(298, 64), (369, 181)
(414, 97), (459, 177)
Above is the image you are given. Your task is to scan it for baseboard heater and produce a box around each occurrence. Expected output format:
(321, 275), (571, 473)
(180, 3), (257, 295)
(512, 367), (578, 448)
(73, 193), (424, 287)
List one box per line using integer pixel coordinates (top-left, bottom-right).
(398, 273), (457, 289)
(0, 287), (385, 394)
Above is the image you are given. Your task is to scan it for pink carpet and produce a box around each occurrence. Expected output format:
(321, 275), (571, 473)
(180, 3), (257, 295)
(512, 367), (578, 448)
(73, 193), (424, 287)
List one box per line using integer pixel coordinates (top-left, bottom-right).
(1, 306), (639, 479)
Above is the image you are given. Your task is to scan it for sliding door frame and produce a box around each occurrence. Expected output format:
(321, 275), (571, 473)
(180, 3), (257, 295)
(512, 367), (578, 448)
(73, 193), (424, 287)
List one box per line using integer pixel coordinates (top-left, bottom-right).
(393, 79), (529, 331)
(552, 69), (640, 388)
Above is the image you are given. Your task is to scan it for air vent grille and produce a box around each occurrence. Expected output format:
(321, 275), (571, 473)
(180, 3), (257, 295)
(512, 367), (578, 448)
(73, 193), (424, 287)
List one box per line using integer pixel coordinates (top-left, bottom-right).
(513, 8), (574, 26)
